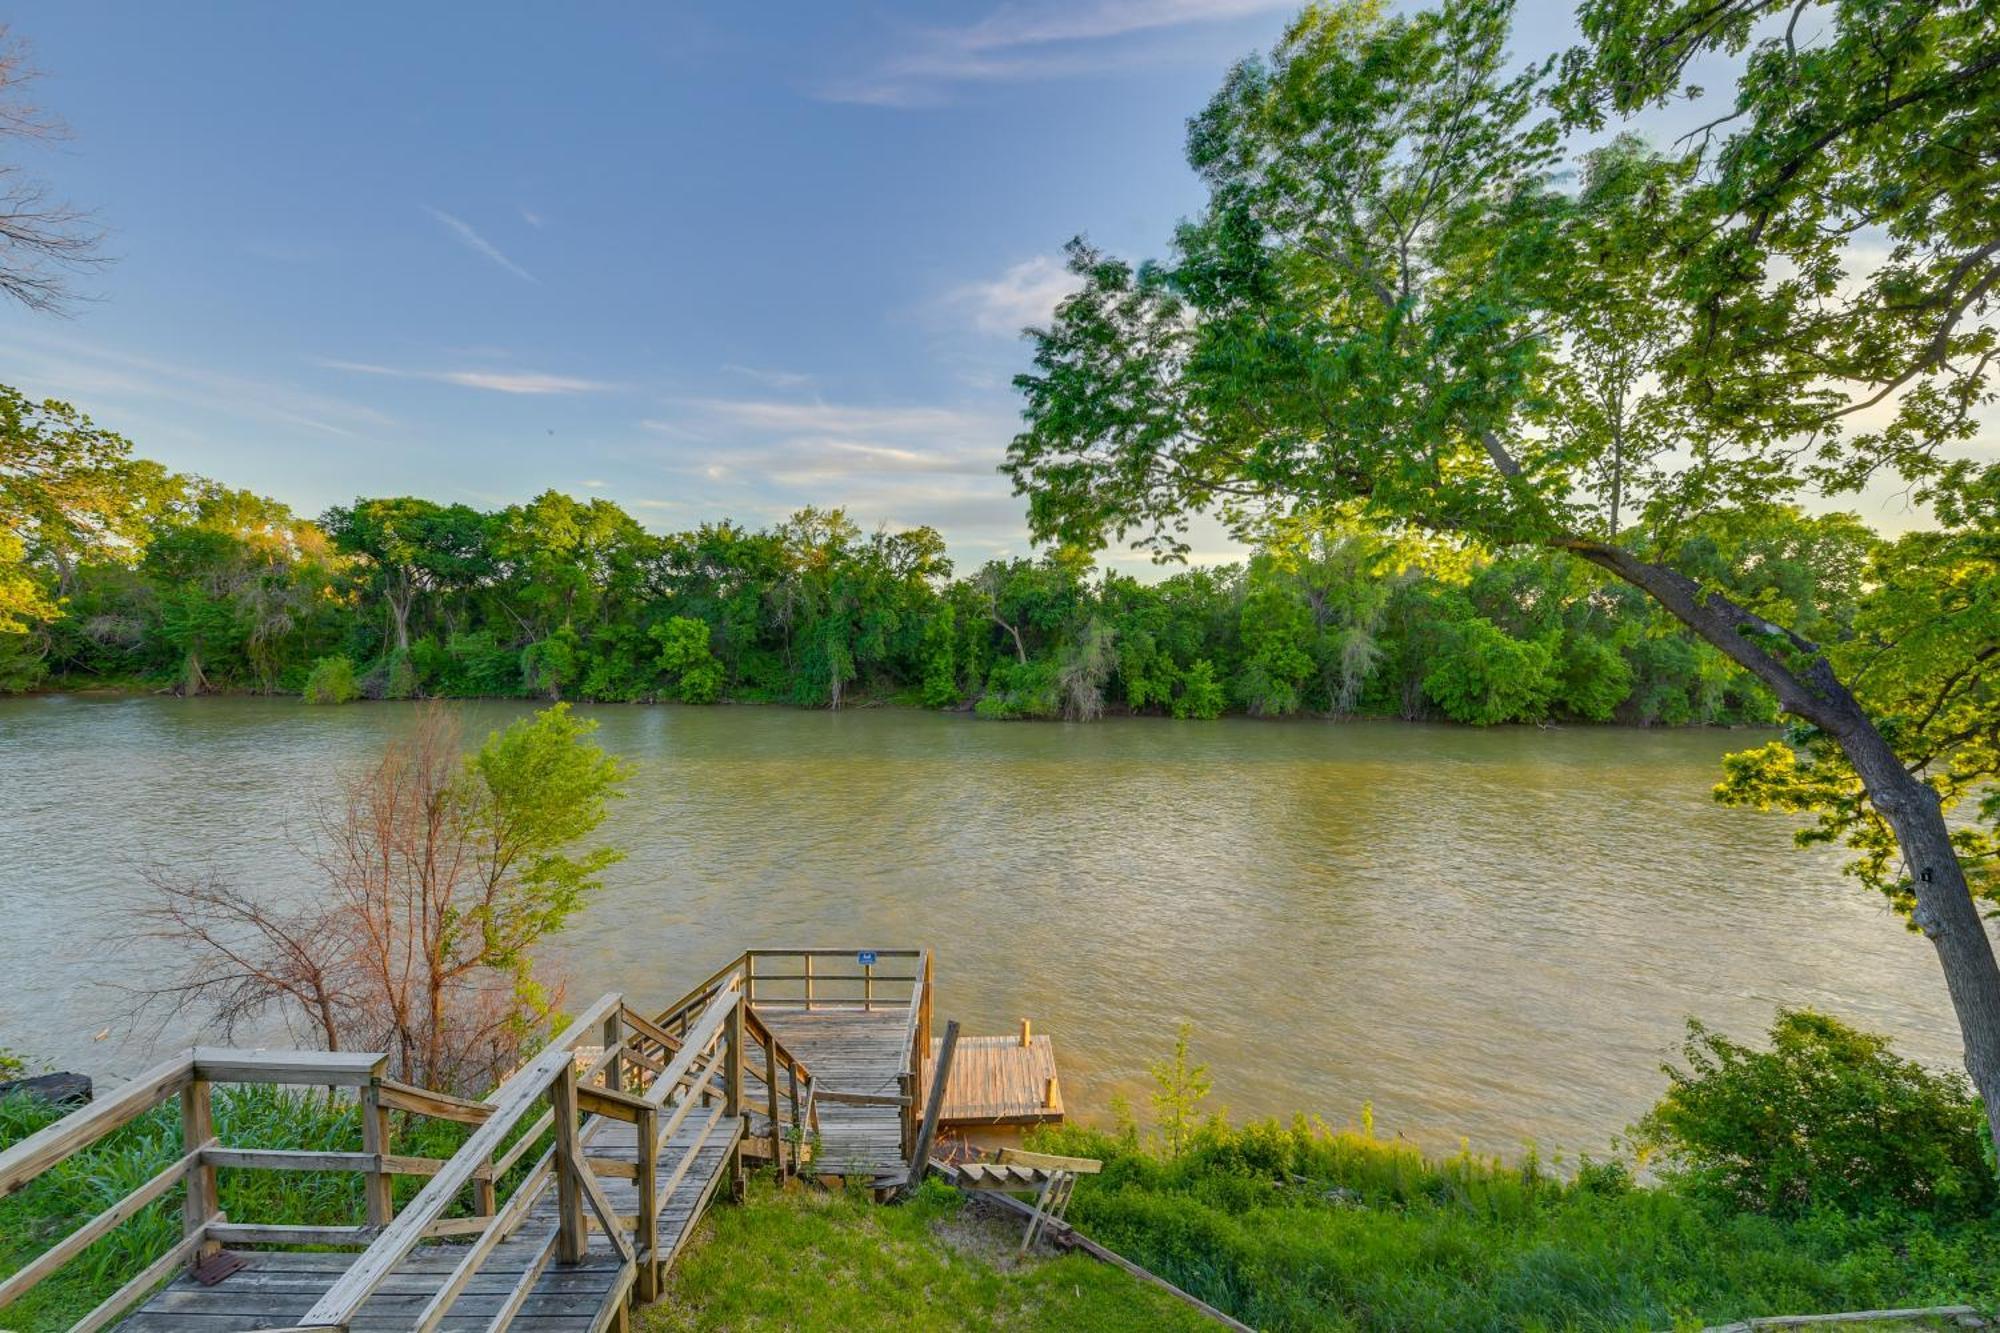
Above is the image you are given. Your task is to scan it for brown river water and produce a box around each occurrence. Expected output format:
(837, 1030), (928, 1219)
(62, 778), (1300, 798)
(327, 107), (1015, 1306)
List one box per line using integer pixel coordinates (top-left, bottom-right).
(0, 694), (1972, 1159)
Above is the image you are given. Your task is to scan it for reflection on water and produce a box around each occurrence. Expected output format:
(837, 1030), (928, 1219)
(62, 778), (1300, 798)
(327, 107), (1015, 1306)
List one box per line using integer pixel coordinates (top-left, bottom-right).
(0, 694), (1970, 1156)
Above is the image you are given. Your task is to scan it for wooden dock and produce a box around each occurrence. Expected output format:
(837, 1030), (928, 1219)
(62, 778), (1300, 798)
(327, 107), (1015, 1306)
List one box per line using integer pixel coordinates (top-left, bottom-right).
(925, 1024), (1065, 1126)
(0, 948), (936, 1333)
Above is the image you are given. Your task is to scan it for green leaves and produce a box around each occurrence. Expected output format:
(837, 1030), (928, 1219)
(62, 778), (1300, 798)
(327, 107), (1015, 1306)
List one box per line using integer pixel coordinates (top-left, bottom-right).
(459, 703), (631, 974)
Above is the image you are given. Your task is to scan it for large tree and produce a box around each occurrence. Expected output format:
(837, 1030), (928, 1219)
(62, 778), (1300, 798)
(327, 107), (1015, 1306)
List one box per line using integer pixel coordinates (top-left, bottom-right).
(1003, 0), (2000, 1148)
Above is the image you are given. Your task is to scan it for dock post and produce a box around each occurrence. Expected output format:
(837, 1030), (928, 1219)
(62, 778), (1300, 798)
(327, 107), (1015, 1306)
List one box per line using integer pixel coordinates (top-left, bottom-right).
(181, 1077), (220, 1269)
(359, 1072), (394, 1228)
(904, 1019), (959, 1193)
(602, 1007), (624, 1093)
(552, 1063), (587, 1264)
(636, 1100), (660, 1302)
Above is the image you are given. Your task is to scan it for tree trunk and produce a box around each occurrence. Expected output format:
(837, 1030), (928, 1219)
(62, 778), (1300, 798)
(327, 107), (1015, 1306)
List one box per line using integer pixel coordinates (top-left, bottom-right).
(1561, 537), (2000, 1155)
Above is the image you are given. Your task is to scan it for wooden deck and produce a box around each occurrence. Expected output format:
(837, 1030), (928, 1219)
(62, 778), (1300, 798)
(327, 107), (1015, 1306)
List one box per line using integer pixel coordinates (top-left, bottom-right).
(924, 1029), (1064, 1126)
(754, 1005), (914, 1179)
(114, 1237), (628, 1333)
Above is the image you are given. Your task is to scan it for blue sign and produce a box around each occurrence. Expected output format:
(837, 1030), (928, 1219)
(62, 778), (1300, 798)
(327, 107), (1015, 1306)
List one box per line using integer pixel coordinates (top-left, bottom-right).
(857, 950), (878, 966)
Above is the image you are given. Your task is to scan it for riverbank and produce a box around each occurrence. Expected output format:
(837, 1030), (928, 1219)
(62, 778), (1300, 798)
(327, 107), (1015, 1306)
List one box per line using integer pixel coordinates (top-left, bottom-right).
(18, 678), (1779, 731)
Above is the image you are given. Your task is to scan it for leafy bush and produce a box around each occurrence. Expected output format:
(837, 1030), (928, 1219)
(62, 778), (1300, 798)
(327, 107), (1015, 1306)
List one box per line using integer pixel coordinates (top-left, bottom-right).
(1631, 1009), (1997, 1221)
(975, 657), (1060, 718)
(652, 616), (724, 704)
(1173, 658), (1226, 719)
(1422, 617), (1556, 724)
(301, 654), (360, 704)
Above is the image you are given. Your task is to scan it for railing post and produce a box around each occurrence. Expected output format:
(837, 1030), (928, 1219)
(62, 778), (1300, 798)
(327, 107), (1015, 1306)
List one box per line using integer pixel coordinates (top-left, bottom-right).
(602, 1008), (624, 1094)
(802, 953), (813, 1010)
(724, 993), (745, 1201)
(552, 1063), (587, 1265)
(763, 1029), (782, 1173)
(181, 1077), (219, 1269)
(359, 1077), (394, 1229)
(863, 960), (874, 1012)
(635, 1100), (660, 1302)
(786, 1060), (802, 1175)
(744, 952), (756, 1005)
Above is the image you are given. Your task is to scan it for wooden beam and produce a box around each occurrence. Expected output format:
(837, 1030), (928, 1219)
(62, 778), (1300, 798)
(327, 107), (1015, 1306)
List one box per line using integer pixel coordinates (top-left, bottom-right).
(0, 1051), (192, 1197)
(903, 1020), (958, 1193)
(191, 1047), (385, 1086)
(375, 1077), (494, 1124)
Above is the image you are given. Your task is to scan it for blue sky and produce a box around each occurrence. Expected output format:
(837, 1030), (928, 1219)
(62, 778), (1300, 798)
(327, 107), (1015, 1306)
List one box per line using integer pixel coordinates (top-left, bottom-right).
(0, 1), (1923, 570)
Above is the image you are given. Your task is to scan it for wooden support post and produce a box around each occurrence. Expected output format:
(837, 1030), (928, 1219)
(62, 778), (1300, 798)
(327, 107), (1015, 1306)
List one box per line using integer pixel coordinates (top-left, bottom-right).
(551, 1065), (587, 1265)
(863, 960), (874, 1012)
(474, 1158), (497, 1218)
(359, 1080), (393, 1228)
(725, 994), (745, 1200)
(181, 1079), (220, 1268)
(905, 1020), (958, 1192)
(786, 1061), (802, 1173)
(763, 1032), (782, 1172)
(1044, 1076), (1058, 1110)
(635, 1101), (660, 1302)
(602, 1009), (623, 1094)
(802, 954), (813, 1010)
(1019, 1017), (1031, 1048)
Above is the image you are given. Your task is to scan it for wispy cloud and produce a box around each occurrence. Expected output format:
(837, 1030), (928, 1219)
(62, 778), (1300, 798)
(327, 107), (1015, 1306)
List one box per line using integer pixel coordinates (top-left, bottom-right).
(723, 363), (816, 389)
(318, 359), (612, 395)
(519, 206), (545, 229)
(946, 254), (1084, 336)
(817, 0), (1286, 105)
(422, 206), (537, 282)
(0, 329), (397, 438)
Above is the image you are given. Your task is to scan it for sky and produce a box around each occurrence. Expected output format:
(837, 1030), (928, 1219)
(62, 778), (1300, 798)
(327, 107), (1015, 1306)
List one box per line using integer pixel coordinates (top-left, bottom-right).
(0, 1), (1954, 572)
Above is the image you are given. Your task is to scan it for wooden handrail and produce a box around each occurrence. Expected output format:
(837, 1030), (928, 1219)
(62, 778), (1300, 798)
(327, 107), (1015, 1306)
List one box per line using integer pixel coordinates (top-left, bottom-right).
(298, 992), (625, 1330)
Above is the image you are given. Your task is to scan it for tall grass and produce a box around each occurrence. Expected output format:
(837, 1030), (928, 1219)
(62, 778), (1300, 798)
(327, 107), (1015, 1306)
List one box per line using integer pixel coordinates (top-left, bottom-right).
(1027, 1116), (2000, 1331)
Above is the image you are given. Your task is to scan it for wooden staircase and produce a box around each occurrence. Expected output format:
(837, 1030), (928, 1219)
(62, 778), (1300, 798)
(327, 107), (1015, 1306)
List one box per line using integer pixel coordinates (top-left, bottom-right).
(0, 948), (932, 1333)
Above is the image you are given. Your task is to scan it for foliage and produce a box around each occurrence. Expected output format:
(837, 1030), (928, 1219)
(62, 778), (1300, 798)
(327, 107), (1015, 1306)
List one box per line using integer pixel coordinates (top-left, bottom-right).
(1631, 1010), (1997, 1222)
(301, 654), (359, 704)
(5, 380), (1858, 729)
(1149, 1022), (1213, 1158)
(135, 704), (628, 1092)
(1026, 1014), (2000, 1331)
(1422, 618), (1557, 726)
(1716, 481), (2000, 922)
(652, 615), (723, 704)
(643, 1175), (1214, 1332)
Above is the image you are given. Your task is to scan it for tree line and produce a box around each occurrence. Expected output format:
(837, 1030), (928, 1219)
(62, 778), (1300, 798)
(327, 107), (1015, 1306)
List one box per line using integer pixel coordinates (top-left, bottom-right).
(2, 387), (1882, 726)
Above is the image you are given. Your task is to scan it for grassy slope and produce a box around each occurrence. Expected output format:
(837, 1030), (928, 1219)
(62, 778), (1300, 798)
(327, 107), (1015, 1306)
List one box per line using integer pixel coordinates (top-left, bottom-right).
(641, 1177), (1217, 1332)
(1028, 1121), (2000, 1332)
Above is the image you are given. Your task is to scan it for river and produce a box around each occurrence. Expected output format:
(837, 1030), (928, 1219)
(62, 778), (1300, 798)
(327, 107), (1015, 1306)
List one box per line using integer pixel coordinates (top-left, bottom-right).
(0, 693), (1968, 1158)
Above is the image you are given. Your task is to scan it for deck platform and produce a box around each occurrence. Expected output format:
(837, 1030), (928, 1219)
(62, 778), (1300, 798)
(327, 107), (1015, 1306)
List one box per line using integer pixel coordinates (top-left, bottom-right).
(925, 1030), (1064, 1126)
(115, 1235), (628, 1333)
(116, 1108), (739, 1332)
(753, 1004), (912, 1178)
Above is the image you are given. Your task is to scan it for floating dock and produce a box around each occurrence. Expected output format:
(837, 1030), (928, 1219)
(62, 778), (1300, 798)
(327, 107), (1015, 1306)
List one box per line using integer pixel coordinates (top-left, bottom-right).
(927, 1019), (1065, 1126)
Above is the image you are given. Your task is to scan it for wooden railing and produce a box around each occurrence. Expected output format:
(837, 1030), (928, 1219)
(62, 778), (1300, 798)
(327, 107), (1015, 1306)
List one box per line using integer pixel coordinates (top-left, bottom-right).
(0, 951), (913, 1331)
(641, 955), (827, 1175)
(0, 1048), (386, 1333)
(742, 949), (932, 1164)
(0, 980), (765, 1333)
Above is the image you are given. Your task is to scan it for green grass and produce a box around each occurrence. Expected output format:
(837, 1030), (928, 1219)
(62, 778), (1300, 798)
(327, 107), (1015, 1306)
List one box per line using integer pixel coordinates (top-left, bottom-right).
(1026, 1119), (2000, 1332)
(641, 1175), (1217, 1332)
